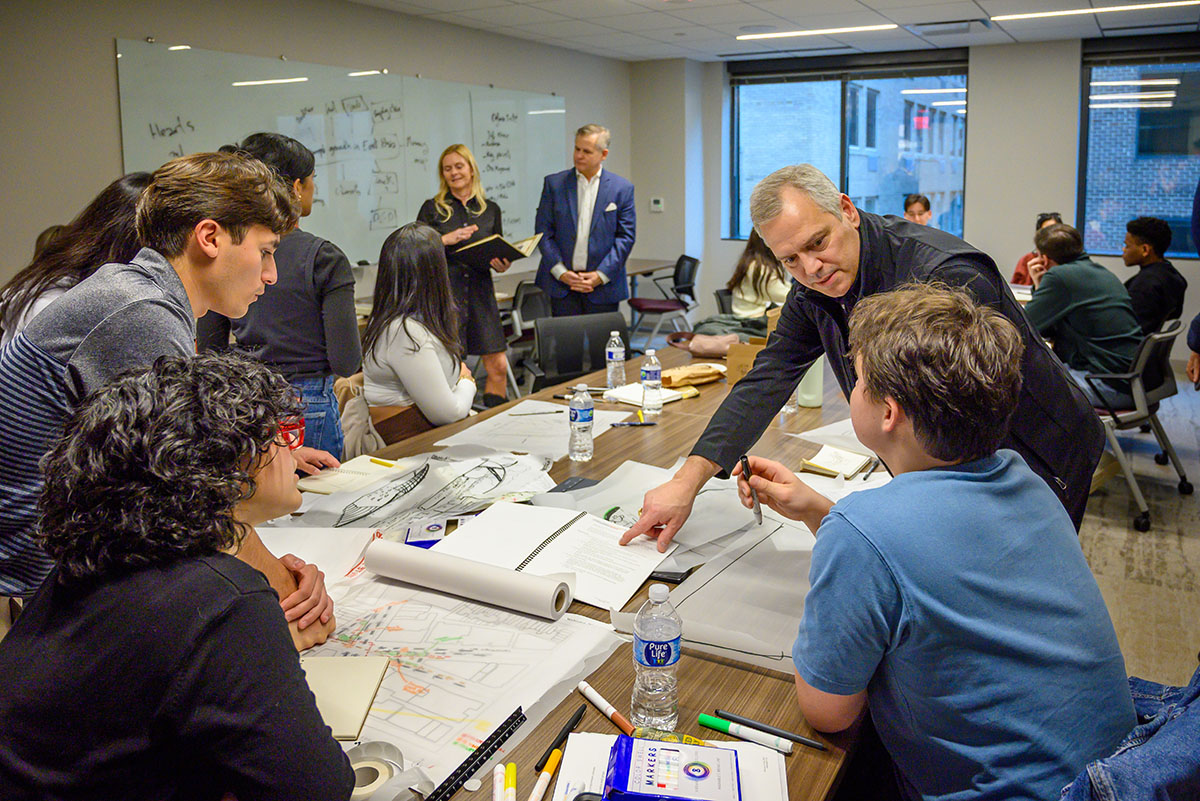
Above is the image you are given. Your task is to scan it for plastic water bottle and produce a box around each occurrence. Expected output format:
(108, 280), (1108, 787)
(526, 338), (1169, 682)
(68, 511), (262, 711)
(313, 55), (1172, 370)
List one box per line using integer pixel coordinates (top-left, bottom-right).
(568, 383), (594, 462)
(631, 584), (681, 730)
(605, 331), (626, 389)
(641, 349), (662, 419)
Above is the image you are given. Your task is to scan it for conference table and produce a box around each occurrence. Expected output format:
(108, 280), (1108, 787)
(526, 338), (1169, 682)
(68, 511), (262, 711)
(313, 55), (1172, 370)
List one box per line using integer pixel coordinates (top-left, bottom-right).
(373, 346), (859, 800)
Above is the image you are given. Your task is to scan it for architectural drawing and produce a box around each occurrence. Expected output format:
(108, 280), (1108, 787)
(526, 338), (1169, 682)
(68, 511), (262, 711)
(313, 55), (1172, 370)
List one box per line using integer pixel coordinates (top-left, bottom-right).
(308, 575), (620, 784)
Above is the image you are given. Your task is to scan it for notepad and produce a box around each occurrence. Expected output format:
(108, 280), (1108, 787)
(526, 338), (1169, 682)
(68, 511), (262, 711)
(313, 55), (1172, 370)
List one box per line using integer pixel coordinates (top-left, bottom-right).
(602, 383), (685, 407)
(300, 656), (389, 740)
(801, 445), (873, 479)
(296, 454), (408, 494)
(433, 501), (675, 609)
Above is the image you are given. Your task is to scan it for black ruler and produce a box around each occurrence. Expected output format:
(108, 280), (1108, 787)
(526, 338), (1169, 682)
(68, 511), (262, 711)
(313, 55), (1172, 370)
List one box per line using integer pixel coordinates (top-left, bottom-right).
(425, 706), (527, 801)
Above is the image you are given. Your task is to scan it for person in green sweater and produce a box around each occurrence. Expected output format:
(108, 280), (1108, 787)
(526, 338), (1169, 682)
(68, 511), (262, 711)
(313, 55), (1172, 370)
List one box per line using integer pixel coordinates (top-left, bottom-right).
(1024, 223), (1143, 410)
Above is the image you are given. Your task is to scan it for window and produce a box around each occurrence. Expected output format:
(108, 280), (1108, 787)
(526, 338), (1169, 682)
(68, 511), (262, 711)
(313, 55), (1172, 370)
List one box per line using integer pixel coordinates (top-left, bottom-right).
(731, 60), (966, 239)
(1081, 58), (1200, 258)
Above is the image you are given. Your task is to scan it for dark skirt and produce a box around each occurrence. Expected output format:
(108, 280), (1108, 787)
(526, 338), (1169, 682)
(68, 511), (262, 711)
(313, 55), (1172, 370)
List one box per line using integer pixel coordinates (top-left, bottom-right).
(448, 262), (505, 355)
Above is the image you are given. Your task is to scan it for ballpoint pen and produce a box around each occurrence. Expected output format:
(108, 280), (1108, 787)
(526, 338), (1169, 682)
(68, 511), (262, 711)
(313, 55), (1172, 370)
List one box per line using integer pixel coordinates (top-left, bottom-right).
(861, 456), (881, 480)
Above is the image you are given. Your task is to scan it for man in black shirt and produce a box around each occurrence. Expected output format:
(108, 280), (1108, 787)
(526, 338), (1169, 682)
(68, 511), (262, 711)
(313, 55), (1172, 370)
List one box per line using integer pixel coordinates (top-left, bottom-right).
(1122, 216), (1187, 337)
(620, 164), (1104, 551)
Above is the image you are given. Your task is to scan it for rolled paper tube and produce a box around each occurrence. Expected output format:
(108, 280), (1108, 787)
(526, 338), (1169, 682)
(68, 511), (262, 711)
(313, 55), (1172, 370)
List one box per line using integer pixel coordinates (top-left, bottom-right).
(365, 539), (572, 621)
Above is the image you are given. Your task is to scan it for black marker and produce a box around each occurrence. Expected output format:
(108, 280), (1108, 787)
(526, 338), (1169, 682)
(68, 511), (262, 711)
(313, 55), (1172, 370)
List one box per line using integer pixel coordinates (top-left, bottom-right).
(738, 454), (762, 526)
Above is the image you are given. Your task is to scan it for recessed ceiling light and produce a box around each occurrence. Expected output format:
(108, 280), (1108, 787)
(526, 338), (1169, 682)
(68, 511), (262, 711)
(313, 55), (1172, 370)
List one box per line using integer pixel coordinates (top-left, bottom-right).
(1090, 78), (1180, 86)
(167, 45), (190, 51)
(901, 88), (967, 94)
(231, 77), (309, 86)
(737, 23), (899, 40)
(992, 0), (1200, 22)
(348, 70), (382, 77)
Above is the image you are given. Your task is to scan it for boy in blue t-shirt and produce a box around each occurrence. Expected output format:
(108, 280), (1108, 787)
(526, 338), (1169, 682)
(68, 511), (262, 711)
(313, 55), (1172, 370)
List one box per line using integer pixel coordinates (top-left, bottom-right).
(738, 283), (1134, 801)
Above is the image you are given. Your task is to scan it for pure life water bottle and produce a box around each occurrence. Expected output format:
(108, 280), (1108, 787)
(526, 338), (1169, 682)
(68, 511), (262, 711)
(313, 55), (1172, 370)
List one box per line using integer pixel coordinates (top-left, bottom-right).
(605, 330), (625, 389)
(568, 384), (594, 462)
(631, 584), (681, 730)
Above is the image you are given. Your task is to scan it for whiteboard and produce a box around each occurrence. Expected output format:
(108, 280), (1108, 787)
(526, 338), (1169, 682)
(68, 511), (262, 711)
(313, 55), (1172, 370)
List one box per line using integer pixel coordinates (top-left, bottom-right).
(116, 40), (566, 264)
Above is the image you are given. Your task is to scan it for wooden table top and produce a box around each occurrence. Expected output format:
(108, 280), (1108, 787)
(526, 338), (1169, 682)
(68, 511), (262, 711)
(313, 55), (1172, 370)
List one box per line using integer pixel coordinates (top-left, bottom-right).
(375, 345), (855, 800)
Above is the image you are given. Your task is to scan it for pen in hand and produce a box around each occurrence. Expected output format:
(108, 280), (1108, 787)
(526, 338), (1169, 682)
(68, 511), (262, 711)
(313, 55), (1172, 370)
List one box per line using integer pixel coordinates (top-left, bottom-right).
(738, 454), (763, 526)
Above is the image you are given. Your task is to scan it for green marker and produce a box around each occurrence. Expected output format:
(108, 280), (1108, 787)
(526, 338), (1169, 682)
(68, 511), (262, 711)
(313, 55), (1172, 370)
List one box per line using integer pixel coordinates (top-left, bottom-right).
(697, 713), (793, 754)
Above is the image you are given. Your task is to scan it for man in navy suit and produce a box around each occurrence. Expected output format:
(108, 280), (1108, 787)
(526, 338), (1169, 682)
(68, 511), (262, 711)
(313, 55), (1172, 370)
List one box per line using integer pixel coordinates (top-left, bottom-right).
(535, 124), (636, 316)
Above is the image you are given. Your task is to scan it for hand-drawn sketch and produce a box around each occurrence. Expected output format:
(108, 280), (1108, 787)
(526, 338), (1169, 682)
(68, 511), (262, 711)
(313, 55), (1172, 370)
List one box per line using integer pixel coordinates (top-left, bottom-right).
(301, 449), (555, 536)
(308, 576), (620, 784)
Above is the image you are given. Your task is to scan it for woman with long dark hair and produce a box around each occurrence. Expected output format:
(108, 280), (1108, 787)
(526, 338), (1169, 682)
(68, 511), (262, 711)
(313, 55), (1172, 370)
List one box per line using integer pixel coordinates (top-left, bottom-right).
(0, 352), (352, 799)
(416, 144), (510, 407)
(0, 172), (151, 347)
(362, 222), (475, 426)
(726, 229), (789, 318)
(200, 132), (362, 459)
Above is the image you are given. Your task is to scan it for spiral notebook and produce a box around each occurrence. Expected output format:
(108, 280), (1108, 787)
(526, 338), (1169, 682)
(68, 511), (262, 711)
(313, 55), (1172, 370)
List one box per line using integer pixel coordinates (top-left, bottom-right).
(433, 502), (675, 609)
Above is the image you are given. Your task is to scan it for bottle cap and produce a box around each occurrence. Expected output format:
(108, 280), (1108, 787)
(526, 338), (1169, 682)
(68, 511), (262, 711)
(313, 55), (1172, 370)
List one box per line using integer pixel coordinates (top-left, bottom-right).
(648, 584), (669, 602)
(610, 330), (619, 336)
(575, 383), (587, 390)
(646, 349), (656, 356)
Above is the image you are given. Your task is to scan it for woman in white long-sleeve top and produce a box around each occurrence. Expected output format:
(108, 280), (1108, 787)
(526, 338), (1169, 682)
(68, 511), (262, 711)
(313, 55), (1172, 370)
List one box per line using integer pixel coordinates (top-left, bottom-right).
(362, 223), (475, 426)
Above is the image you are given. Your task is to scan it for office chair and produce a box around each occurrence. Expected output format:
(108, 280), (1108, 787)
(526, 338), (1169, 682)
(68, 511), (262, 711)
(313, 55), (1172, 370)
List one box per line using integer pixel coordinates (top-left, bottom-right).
(528, 311), (629, 392)
(1084, 319), (1192, 532)
(503, 281), (552, 397)
(627, 255), (700, 349)
(713, 288), (733, 315)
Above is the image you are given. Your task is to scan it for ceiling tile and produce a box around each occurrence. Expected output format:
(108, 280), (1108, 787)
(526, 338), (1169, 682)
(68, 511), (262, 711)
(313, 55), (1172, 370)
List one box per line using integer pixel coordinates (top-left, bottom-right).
(638, 24), (730, 42)
(876, 2), (992, 25)
(976, 0), (1092, 15)
(660, 1), (783, 24)
(629, 0), (744, 9)
(751, 3), (895, 27)
(349, 0), (446, 13)
(429, 4), (569, 25)
(597, 11), (703, 30)
(860, 0), (983, 7)
(1002, 18), (1103, 40)
(559, 30), (661, 46)
(395, 0), (514, 11)
(527, 0), (649, 18)
(502, 17), (604, 36)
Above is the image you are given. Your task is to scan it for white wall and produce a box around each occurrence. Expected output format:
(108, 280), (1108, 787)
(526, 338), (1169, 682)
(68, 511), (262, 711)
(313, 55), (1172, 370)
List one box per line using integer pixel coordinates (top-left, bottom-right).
(0, 0), (631, 282)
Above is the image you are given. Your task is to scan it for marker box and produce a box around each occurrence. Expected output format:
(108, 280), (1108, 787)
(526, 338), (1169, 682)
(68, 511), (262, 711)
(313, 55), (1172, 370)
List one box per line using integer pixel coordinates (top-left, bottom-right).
(603, 735), (741, 801)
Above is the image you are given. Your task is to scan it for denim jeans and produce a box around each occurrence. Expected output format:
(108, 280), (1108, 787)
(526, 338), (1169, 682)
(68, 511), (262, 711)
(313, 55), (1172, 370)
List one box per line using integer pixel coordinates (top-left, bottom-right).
(291, 375), (343, 459)
(1060, 664), (1200, 800)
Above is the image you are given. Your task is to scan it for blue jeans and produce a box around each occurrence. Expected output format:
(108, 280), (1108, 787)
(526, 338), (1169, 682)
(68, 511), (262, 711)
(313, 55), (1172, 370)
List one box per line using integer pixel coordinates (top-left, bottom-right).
(1060, 664), (1200, 800)
(292, 375), (343, 459)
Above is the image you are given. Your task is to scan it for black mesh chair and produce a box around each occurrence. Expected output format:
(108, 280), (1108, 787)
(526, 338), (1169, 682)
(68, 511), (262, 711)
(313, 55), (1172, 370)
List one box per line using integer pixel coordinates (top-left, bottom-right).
(714, 288), (733, 315)
(503, 281), (552, 397)
(1084, 318), (1192, 531)
(627, 255), (700, 349)
(529, 311), (630, 392)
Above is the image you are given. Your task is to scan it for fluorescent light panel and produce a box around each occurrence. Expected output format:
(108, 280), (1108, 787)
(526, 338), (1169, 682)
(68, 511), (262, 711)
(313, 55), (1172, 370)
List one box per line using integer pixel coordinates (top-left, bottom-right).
(737, 23), (898, 40)
(992, 0), (1200, 22)
(167, 45), (191, 51)
(348, 69), (387, 76)
(1090, 101), (1174, 108)
(1089, 91), (1176, 100)
(900, 88), (966, 94)
(1090, 78), (1180, 86)
(231, 77), (309, 86)
(931, 99), (967, 106)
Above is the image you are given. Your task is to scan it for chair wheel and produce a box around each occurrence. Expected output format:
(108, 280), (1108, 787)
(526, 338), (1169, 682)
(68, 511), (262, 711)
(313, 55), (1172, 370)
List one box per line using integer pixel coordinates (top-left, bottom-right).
(1134, 512), (1151, 532)
(1180, 480), (1194, 495)
(1139, 423), (1152, 433)
(1154, 452), (1169, 465)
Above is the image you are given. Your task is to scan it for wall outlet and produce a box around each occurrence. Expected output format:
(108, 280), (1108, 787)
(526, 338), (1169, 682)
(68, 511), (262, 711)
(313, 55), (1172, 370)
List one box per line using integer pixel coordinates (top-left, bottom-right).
(649, 197), (665, 213)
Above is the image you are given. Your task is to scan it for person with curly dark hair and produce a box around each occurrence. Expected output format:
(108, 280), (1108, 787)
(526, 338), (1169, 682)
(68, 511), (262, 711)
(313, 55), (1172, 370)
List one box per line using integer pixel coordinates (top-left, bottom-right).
(0, 352), (353, 800)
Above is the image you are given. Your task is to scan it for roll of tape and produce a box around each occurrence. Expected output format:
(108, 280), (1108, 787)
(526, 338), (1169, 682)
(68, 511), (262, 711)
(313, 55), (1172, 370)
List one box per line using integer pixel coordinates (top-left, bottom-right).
(350, 758), (393, 800)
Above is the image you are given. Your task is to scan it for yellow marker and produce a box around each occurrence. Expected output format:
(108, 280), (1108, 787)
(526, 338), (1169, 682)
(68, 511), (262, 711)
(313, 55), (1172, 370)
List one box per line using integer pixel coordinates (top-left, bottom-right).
(504, 762), (517, 801)
(369, 457), (397, 468)
(526, 749), (561, 801)
(637, 409), (644, 423)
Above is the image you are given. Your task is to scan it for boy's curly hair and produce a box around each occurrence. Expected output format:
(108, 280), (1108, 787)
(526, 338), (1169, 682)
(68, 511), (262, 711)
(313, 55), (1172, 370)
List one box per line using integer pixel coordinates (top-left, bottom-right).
(38, 352), (302, 583)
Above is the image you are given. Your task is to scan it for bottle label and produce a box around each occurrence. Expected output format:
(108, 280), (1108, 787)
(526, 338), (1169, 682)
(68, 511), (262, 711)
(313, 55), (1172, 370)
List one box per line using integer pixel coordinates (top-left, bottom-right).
(570, 407), (593, 424)
(640, 367), (661, 382)
(607, 348), (625, 361)
(634, 635), (680, 667)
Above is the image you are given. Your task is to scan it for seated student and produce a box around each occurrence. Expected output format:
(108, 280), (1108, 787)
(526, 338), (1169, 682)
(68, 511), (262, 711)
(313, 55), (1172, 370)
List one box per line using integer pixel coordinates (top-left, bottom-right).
(0, 353), (353, 800)
(0, 172), (151, 348)
(0, 152), (337, 629)
(362, 222), (475, 426)
(902, 193), (932, 225)
(1121, 215), (1186, 336)
(1024, 223), (1143, 410)
(1011, 211), (1062, 285)
(737, 283), (1134, 801)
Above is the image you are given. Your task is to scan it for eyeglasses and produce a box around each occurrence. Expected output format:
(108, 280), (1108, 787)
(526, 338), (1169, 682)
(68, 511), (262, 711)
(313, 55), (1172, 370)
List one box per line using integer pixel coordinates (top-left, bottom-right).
(278, 417), (305, 451)
(1036, 212), (1062, 226)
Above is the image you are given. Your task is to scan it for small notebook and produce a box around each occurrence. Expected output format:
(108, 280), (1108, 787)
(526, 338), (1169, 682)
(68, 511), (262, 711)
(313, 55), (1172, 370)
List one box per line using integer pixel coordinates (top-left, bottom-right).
(433, 502), (674, 609)
(300, 656), (389, 740)
(801, 445), (873, 479)
(296, 455), (406, 495)
(602, 383), (685, 408)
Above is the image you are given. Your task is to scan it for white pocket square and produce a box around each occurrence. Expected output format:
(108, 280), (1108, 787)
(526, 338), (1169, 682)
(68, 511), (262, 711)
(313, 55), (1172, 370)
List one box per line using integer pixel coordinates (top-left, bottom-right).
(605, 202), (617, 212)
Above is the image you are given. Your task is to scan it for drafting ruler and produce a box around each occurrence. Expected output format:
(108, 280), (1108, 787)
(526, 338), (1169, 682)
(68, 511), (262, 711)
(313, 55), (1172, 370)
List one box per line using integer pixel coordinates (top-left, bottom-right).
(425, 706), (527, 801)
